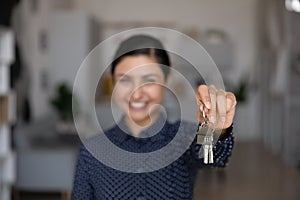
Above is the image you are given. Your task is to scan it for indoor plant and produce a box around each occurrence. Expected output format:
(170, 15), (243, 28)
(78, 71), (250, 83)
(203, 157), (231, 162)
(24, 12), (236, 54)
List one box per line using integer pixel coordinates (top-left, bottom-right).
(50, 82), (79, 134)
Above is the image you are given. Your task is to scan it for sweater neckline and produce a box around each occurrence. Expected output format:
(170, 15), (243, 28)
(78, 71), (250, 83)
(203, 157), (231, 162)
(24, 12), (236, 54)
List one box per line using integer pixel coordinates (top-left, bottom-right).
(117, 111), (168, 138)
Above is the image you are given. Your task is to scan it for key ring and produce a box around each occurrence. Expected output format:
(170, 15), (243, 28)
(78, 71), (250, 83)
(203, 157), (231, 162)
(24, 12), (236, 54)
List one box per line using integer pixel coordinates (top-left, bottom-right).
(197, 109), (209, 132)
(197, 108), (215, 133)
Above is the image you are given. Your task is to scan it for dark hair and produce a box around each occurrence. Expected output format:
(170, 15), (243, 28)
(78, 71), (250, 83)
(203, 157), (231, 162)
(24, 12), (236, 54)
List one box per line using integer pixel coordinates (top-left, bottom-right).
(111, 35), (171, 80)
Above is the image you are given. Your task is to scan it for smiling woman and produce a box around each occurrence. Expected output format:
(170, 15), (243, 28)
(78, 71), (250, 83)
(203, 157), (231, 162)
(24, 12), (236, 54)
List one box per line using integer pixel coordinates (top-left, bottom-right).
(110, 35), (172, 136)
(72, 35), (237, 200)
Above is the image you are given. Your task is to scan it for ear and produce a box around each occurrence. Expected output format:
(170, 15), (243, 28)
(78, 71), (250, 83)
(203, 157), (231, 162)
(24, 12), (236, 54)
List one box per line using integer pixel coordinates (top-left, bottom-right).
(110, 74), (115, 86)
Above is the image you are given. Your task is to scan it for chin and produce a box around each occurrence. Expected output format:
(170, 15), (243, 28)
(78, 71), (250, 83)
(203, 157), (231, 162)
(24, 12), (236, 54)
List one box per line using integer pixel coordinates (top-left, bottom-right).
(131, 115), (150, 124)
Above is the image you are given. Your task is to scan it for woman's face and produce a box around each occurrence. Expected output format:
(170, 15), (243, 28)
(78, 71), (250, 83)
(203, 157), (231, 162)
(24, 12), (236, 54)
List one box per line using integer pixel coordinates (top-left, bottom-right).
(113, 55), (167, 126)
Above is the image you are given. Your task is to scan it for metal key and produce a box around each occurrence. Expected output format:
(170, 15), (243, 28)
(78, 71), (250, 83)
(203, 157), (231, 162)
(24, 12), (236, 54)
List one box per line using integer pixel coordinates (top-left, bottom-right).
(196, 110), (214, 164)
(208, 137), (214, 163)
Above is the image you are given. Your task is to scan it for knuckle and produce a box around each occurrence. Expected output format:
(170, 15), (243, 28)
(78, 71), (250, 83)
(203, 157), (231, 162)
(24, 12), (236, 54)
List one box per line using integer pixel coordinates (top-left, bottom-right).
(217, 89), (226, 96)
(208, 87), (216, 95)
(202, 96), (210, 102)
(227, 92), (236, 100)
(219, 112), (226, 117)
(209, 84), (216, 89)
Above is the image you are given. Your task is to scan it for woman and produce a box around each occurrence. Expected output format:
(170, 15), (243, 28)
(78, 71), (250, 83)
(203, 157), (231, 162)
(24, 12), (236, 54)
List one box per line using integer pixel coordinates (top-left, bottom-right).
(72, 35), (236, 199)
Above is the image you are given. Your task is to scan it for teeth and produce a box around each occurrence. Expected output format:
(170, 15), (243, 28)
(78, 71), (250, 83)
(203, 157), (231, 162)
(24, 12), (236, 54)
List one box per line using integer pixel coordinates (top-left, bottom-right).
(130, 102), (146, 108)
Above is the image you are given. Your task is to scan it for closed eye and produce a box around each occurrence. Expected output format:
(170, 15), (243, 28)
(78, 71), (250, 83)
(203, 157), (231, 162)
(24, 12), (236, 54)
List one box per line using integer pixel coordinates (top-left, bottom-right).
(115, 75), (132, 84)
(145, 79), (156, 83)
(119, 77), (130, 82)
(142, 74), (162, 84)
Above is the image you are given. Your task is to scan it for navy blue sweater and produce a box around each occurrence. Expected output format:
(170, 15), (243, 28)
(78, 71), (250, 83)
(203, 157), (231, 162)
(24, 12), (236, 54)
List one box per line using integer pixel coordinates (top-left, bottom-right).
(72, 117), (234, 200)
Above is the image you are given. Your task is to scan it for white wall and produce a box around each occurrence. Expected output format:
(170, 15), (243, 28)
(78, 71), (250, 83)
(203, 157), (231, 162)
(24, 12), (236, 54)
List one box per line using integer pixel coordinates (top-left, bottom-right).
(13, 0), (53, 119)
(74, 0), (259, 80)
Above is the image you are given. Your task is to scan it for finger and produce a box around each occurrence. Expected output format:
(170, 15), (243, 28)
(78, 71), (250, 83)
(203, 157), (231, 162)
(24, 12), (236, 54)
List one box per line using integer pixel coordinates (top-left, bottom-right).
(224, 105), (236, 129)
(196, 110), (205, 123)
(196, 105), (210, 122)
(199, 102), (204, 112)
(221, 92), (236, 129)
(197, 101), (205, 121)
(226, 92), (237, 112)
(197, 85), (211, 109)
(208, 85), (217, 124)
(195, 92), (205, 111)
(216, 89), (227, 124)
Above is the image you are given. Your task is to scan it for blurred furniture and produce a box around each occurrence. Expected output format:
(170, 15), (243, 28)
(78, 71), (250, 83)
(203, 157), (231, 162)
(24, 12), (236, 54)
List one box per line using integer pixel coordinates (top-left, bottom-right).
(0, 27), (16, 200)
(13, 103), (115, 200)
(260, 4), (300, 165)
(12, 8), (101, 199)
(282, 12), (300, 165)
(13, 115), (80, 200)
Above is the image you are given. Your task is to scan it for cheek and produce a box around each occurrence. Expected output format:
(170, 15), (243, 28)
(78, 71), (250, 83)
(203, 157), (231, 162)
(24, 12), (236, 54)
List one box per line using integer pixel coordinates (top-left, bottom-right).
(112, 85), (128, 102)
(146, 85), (165, 103)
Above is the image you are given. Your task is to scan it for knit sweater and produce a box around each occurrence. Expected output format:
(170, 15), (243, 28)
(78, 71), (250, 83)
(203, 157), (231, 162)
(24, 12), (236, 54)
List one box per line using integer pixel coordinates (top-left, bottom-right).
(72, 116), (234, 200)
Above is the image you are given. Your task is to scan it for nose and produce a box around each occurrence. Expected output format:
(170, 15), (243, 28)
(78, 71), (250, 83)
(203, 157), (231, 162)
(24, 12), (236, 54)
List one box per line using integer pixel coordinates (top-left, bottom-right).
(131, 84), (144, 100)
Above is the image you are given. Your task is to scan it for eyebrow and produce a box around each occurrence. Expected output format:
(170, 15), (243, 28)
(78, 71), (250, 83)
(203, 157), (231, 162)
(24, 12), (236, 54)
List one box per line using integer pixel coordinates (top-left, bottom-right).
(115, 73), (161, 79)
(142, 74), (161, 79)
(115, 73), (129, 78)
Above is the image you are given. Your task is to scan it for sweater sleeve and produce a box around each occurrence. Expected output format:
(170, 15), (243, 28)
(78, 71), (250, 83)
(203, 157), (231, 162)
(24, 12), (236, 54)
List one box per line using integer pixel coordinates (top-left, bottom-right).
(187, 126), (235, 168)
(72, 145), (95, 200)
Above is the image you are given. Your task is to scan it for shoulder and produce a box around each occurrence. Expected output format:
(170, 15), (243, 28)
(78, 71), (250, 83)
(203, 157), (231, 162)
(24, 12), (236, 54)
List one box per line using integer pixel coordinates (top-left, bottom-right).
(77, 144), (96, 166)
(77, 126), (119, 163)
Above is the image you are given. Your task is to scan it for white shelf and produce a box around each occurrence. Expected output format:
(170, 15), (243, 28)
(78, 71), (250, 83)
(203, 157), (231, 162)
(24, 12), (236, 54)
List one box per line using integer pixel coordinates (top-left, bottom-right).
(0, 151), (16, 184)
(0, 125), (10, 157)
(0, 28), (14, 65)
(0, 28), (15, 200)
(0, 65), (9, 94)
(0, 184), (11, 200)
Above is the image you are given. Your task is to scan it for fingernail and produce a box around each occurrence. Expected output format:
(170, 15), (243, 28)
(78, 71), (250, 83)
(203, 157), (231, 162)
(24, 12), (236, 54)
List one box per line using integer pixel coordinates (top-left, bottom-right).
(205, 102), (211, 109)
(210, 116), (215, 124)
(221, 117), (226, 123)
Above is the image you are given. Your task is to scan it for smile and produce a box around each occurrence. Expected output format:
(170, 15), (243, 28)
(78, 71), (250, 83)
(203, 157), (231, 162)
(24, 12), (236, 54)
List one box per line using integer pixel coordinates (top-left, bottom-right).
(129, 102), (148, 109)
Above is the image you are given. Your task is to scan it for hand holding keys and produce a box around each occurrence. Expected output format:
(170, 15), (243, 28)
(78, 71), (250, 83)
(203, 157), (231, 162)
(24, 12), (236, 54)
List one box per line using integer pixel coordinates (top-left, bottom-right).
(195, 85), (237, 164)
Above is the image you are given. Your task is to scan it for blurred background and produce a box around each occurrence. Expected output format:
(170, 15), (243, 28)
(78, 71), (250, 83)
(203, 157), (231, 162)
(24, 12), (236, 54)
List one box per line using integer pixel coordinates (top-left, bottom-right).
(0, 0), (300, 199)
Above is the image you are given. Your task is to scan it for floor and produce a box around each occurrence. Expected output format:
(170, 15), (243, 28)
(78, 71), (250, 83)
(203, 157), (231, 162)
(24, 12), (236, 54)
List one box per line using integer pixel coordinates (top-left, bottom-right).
(194, 142), (300, 200)
(18, 142), (300, 200)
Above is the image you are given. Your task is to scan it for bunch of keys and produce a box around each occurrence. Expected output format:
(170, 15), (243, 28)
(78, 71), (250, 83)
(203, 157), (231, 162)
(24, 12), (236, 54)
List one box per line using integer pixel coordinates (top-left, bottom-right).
(196, 110), (214, 164)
